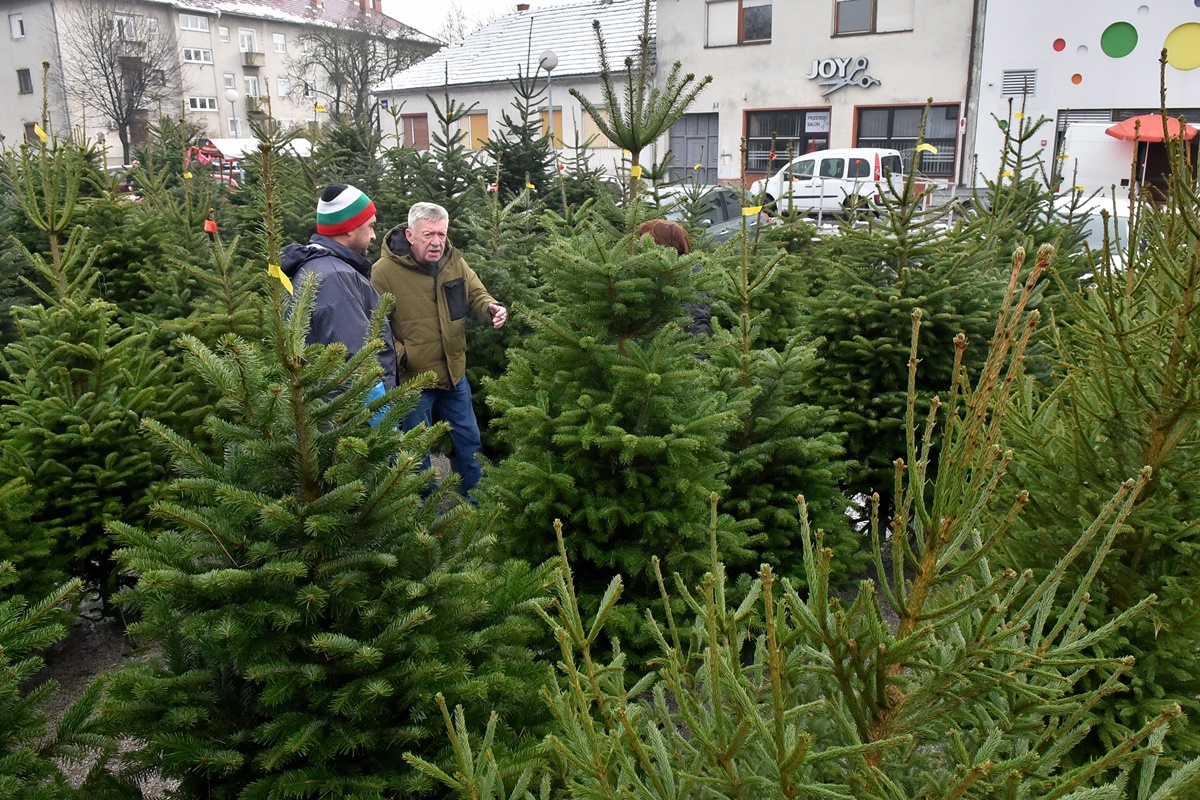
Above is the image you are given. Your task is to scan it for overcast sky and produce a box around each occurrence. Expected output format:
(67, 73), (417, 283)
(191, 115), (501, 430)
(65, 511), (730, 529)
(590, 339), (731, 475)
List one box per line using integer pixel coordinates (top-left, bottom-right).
(385, 0), (546, 39)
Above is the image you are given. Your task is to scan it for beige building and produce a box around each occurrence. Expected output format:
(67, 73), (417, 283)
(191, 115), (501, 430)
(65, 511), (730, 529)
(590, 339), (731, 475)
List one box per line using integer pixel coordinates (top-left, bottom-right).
(1, 0), (436, 165)
(656, 0), (984, 186)
(373, 0), (649, 176)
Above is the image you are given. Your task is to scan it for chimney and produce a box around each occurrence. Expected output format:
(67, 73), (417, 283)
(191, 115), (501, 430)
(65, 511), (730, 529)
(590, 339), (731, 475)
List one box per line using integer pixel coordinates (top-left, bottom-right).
(311, 0), (323, 11)
(517, 3), (529, 11)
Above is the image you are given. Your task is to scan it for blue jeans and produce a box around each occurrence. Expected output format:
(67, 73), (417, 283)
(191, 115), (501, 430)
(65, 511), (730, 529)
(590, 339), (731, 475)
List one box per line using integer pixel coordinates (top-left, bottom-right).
(402, 376), (483, 497)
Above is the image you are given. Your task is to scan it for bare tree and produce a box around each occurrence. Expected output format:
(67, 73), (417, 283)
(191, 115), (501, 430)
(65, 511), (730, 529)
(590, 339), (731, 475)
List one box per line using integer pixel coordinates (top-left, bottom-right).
(289, 17), (437, 125)
(57, 0), (180, 165)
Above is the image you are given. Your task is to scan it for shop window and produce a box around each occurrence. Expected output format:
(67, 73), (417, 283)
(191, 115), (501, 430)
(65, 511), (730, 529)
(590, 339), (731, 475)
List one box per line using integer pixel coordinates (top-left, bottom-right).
(745, 108), (830, 174)
(856, 103), (958, 177)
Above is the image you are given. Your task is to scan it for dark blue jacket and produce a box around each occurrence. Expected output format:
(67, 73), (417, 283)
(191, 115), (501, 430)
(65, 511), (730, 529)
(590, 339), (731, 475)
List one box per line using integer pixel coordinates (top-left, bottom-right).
(280, 234), (397, 390)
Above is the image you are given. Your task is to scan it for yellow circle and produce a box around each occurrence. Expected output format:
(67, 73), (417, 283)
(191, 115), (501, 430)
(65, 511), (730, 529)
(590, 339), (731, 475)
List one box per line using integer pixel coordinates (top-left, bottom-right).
(1165, 22), (1200, 71)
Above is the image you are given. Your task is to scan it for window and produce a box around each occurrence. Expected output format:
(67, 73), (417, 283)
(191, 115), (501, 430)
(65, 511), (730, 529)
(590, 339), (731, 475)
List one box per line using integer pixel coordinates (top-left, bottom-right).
(857, 103), (959, 177)
(583, 109), (614, 148)
(10, 13), (25, 39)
(464, 111), (488, 149)
(835, 0), (914, 35)
(745, 109), (830, 173)
(149, 69), (166, 87)
(189, 96), (218, 111)
(183, 48), (213, 63)
(24, 121), (39, 142)
(219, 25), (229, 42)
(223, 72), (236, 89)
(147, 17), (158, 36)
(17, 68), (33, 94)
(818, 157), (845, 178)
(1002, 69), (1037, 97)
(402, 113), (429, 149)
(539, 108), (563, 147)
(244, 75), (260, 97)
(114, 14), (140, 41)
(178, 13), (208, 31)
(302, 37), (313, 53)
(706, 0), (771, 46)
(277, 76), (291, 97)
(239, 29), (258, 53)
(303, 79), (317, 98)
(273, 33), (287, 53)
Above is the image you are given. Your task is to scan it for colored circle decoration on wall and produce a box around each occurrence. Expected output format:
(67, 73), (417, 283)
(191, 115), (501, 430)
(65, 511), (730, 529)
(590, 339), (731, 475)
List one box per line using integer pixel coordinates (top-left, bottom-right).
(1053, 38), (1066, 51)
(1100, 21), (1138, 57)
(1165, 22), (1200, 70)
(1072, 73), (1083, 84)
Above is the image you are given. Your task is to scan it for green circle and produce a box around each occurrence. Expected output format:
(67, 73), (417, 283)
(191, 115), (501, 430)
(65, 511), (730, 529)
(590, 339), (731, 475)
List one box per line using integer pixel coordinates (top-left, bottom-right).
(1101, 21), (1138, 58)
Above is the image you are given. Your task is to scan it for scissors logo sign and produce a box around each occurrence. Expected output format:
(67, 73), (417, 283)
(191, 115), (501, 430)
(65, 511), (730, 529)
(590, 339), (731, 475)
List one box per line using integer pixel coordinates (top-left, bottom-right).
(806, 56), (881, 97)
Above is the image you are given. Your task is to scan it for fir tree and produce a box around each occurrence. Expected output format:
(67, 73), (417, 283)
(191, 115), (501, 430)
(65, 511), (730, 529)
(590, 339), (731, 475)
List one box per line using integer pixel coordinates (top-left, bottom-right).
(480, 63), (555, 202)
(0, 564), (123, 799)
(703, 236), (855, 584)
(422, 248), (1200, 800)
(800, 141), (1006, 525)
(569, 0), (710, 202)
(479, 226), (750, 646)
(0, 138), (184, 599)
(102, 281), (553, 798)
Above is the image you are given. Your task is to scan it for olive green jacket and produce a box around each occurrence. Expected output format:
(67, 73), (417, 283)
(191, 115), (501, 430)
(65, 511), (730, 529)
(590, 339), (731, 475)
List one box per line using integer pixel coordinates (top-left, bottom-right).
(371, 225), (496, 389)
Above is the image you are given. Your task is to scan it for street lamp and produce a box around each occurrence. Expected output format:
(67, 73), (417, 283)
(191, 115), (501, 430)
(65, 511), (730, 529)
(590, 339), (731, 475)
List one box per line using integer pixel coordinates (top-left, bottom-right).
(225, 87), (240, 138)
(538, 49), (558, 150)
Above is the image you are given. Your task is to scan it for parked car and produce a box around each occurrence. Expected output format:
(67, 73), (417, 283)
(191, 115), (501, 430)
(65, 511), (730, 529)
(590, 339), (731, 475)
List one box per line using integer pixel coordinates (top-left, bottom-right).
(659, 185), (773, 243)
(748, 147), (905, 215)
(1056, 194), (1134, 269)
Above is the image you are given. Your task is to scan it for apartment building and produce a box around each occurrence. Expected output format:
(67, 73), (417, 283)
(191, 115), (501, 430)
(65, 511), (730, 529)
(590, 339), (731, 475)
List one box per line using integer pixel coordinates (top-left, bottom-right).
(1, 0), (437, 164)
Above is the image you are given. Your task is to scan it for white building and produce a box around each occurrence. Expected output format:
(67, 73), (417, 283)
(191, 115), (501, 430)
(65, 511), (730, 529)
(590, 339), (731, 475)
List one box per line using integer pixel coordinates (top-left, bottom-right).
(373, 0), (649, 176)
(656, 0), (983, 186)
(0, 0), (436, 164)
(972, 0), (1200, 192)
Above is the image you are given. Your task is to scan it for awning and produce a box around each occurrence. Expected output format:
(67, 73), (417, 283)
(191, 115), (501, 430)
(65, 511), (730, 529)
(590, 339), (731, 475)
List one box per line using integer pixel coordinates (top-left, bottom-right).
(1105, 114), (1198, 143)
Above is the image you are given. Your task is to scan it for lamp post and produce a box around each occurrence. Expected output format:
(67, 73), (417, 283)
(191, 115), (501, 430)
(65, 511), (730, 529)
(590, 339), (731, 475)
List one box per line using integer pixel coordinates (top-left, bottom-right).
(225, 87), (240, 138)
(538, 49), (558, 151)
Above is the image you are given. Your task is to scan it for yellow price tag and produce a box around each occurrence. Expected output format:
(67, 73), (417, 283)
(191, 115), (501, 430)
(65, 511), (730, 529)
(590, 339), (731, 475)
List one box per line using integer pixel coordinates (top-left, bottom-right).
(915, 143), (938, 154)
(526, 181), (535, 189)
(33, 123), (47, 142)
(183, 171), (193, 179)
(1013, 112), (1025, 119)
(268, 263), (294, 295)
(742, 205), (763, 217)
(630, 165), (643, 178)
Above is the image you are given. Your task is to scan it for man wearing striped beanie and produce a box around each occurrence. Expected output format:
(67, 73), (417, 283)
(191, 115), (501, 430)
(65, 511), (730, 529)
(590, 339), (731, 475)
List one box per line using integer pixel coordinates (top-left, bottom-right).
(281, 184), (397, 410)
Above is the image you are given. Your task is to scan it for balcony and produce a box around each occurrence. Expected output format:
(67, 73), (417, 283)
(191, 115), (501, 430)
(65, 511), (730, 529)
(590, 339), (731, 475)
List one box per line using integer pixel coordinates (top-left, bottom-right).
(241, 50), (265, 68)
(246, 96), (267, 116)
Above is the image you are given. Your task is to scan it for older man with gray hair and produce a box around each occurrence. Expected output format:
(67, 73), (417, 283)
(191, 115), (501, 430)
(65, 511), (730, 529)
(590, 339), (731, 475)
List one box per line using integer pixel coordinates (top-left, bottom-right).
(372, 202), (507, 499)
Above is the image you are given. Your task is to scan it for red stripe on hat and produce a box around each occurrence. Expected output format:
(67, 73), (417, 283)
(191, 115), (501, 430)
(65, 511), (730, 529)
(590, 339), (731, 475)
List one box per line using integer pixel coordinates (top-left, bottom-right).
(316, 199), (377, 236)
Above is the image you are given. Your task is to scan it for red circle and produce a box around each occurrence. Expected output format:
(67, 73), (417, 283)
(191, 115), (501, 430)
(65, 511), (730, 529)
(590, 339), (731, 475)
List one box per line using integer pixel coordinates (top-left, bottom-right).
(1071, 73), (1083, 84)
(1053, 38), (1066, 51)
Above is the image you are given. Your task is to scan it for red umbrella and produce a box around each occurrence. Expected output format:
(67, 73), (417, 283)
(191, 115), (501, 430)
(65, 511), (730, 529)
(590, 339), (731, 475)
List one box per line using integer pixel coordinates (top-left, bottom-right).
(1105, 114), (1198, 142)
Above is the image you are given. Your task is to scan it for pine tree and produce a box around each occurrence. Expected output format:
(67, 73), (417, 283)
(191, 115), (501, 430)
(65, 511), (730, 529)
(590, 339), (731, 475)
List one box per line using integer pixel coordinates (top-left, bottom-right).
(101, 282), (553, 798)
(479, 225), (750, 646)
(998, 105), (1200, 769)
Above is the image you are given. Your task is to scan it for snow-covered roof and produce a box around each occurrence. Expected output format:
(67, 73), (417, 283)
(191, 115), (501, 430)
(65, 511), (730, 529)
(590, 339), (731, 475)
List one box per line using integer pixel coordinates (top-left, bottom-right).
(374, 0), (654, 93)
(140, 0), (439, 44)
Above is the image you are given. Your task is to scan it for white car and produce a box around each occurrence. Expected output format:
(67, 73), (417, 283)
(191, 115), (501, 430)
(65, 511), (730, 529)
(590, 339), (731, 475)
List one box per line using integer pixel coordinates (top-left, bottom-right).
(1055, 194), (1134, 269)
(749, 147), (904, 215)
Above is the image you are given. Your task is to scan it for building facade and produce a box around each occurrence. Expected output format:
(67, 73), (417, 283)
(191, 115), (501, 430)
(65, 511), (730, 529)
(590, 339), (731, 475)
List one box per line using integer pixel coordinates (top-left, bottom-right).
(972, 0), (1200, 193)
(0, 0), (436, 165)
(373, 0), (649, 176)
(656, 0), (983, 186)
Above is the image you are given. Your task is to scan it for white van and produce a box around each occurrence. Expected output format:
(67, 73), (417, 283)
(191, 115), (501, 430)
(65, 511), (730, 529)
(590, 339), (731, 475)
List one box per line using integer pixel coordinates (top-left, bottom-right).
(749, 148), (905, 214)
